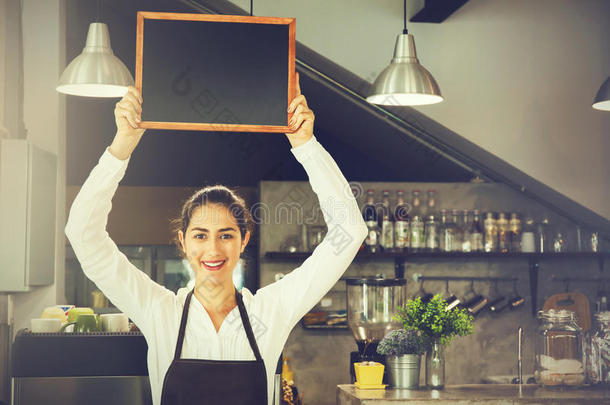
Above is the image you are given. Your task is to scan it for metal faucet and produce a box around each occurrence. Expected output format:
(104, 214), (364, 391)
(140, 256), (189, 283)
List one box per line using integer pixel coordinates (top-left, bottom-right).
(512, 326), (524, 384)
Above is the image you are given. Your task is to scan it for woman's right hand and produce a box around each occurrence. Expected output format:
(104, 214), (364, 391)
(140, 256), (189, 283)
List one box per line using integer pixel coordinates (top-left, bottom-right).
(108, 86), (146, 160)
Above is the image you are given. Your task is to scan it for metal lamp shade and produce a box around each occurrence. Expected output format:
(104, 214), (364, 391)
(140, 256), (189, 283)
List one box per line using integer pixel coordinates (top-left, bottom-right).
(592, 76), (610, 111)
(57, 23), (133, 98)
(367, 34), (443, 106)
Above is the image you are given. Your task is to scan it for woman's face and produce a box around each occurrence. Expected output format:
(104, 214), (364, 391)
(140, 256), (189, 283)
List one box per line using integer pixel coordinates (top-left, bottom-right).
(178, 203), (250, 287)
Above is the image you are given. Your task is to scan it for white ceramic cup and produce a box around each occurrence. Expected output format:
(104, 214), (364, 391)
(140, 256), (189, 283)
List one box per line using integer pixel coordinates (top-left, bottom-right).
(100, 313), (130, 332)
(521, 232), (536, 253)
(31, 318), (62, 333)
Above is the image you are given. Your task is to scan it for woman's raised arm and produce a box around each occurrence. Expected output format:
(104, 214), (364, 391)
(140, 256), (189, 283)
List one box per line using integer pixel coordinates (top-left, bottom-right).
(108, 86), (146, 160)
(65, 87), (174, 335)
(256, 74), (368, 328)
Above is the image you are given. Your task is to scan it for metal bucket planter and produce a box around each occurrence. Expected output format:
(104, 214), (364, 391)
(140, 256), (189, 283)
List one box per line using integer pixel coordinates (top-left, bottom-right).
(386, 354), (421, 389)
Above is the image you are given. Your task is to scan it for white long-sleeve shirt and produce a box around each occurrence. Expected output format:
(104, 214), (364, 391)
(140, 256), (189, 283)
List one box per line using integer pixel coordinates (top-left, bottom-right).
(65, 136), (367, 405)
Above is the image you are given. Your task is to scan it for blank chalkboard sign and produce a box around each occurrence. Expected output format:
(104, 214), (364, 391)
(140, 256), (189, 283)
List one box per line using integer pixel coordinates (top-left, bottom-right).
(135, 12), (296, 133)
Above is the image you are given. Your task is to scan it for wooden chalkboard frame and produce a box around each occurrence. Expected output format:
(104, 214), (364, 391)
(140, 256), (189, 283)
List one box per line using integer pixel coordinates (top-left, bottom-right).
(135, 12), (296, 133)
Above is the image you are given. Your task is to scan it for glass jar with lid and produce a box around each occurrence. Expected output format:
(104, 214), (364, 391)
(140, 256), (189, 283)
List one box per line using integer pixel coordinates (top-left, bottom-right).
(587, 311), (610, 384)
(535, 309), (586, 387)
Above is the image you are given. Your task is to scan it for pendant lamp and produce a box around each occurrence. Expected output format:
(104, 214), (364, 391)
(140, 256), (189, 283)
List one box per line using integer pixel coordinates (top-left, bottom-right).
(592, 76), (610, 111)
(367, 0), (443, 106)
(56, 22), (133, 97)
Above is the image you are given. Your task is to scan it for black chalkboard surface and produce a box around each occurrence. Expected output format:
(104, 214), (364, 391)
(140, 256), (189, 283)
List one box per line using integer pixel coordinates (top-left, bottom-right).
(135, 12), (296, 132)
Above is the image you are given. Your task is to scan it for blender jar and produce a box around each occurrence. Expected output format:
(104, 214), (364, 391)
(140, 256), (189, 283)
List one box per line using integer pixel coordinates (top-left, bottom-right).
(346, 278), (407, 357)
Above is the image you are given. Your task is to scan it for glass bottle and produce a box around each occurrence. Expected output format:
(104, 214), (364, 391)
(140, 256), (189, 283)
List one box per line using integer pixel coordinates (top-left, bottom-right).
(461, 210), (472, 252)
(588, 311), (610, 385)
(450, 209), (464, 252)
(439, 209), (455, 252)
(351, 185), (365, 252)
(425, 189), (437, 218)
(424, 214), (440, 252)
(362, 189), (379, 253)
(282, 356), (295, 384)
(469, 210), (484, 252)
(591, 232), (599, 252)
(496, 212), (510, 253)
(484, 212), (498, 253)
(393, 190), (410, 252)
(535, 309), (585, 387)
(409, 190), (425, 252)
(553, 232), (566, 253)
(537, 218), (550, 253)
(426, 339), (445, 389)
(379, 190), (394, 252)
(509, 213), (522, 252)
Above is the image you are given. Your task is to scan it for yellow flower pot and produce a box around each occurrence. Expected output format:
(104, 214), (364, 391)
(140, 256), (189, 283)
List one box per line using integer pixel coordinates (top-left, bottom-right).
(354, 361), (385, 386)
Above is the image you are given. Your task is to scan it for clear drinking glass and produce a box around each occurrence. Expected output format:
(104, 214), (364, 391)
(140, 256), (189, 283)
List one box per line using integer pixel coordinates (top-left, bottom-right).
(308, 225), (326, 251)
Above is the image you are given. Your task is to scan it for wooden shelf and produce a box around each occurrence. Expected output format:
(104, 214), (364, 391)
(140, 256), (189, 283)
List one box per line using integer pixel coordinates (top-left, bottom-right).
(300, 323), (349, 330)
(266, 251), (608, 317)
(265, 251), (609, 260)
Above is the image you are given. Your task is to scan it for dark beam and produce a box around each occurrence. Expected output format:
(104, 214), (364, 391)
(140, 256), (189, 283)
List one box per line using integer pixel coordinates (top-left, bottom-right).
(410, 0), (470, 23)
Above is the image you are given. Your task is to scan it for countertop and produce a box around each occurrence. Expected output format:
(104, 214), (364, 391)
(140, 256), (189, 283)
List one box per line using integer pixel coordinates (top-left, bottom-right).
(337, 384), (610, 404)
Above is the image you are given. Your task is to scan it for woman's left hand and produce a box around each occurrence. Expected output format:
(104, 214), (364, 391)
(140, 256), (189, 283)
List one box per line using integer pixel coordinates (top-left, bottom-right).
(285, 72), (314, 148)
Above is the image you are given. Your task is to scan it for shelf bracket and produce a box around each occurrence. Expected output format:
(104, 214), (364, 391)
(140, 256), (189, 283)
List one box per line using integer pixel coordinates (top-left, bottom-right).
(529, 257), (540, 317)
(394, 257), (406, 279)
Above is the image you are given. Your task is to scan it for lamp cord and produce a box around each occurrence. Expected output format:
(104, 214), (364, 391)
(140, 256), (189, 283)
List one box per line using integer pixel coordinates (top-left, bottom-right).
(403, 0), (408, 34)
(96, 0), (101, 23)
(250, 0), (253, 16)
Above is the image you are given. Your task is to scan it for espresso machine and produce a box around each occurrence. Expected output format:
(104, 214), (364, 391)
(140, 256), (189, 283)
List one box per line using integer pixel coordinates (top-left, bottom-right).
(346, 278), (407, 383)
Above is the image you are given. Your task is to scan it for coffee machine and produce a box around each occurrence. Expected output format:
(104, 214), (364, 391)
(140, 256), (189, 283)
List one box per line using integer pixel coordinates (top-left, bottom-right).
(346, 278), (407, 383)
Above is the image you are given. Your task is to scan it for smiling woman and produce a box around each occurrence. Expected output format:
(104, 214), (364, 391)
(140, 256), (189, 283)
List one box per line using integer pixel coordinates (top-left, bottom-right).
(64, 74), (367, 405)
(173, 186), (254, 329)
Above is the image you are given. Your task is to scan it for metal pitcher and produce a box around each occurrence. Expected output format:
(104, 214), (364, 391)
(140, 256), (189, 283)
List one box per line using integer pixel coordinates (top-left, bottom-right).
(386, 354), (421, 389)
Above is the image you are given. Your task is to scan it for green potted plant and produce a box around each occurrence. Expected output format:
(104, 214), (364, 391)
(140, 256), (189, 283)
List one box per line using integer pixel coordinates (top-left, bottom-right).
(394, 294), (474, 389)
(377, 329), (426, 388)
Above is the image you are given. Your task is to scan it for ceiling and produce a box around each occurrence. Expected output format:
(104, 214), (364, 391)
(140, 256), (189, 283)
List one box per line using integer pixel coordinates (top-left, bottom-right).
(65, 0), (473, 188)
(410, 0), (470, 23)
(64, 0), (610, 235)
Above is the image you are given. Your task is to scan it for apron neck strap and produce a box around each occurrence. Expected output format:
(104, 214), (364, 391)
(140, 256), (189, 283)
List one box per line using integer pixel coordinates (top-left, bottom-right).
(173, 289), (194, 361)
(173, 288), (263, 362)
(235, 289), (263, 362)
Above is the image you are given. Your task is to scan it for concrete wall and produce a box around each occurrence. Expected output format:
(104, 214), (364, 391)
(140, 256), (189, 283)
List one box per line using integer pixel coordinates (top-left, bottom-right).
(260, 179), (602, 405)
(8, 0), (67, 338)
(229, 0), (610, 220)
(0, 1), (21, 401)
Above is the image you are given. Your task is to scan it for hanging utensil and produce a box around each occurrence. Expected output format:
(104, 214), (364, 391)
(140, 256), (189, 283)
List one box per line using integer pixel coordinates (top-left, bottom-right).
(488, 280), (508, 314)
(443, 279), (460, 311)
(414, 277), (433, 303)
(508, 279), (525, 311)
(463, 280), (488, 316)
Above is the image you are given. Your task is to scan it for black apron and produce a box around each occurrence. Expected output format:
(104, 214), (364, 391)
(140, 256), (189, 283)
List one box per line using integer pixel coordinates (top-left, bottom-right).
(161, 289), (268, 405)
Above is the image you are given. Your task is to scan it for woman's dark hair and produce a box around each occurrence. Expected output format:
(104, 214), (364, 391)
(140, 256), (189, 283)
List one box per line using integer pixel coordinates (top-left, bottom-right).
(171, 185), (254, 258)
